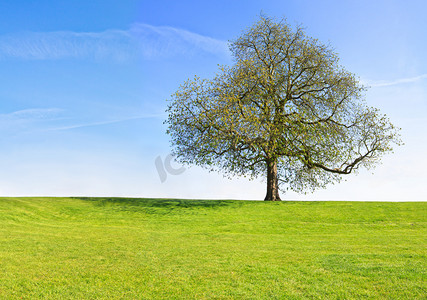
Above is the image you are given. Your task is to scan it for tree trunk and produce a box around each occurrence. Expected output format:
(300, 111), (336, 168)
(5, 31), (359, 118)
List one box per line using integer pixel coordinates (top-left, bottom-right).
(264, 159), (281, 201)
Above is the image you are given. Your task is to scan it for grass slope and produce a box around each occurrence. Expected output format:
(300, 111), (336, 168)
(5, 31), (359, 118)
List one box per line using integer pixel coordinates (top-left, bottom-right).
(0, 197), (425, 299)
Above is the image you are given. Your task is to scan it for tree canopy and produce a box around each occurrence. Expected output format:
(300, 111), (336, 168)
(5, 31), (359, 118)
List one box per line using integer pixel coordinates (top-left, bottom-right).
(165, 15), (401, 200)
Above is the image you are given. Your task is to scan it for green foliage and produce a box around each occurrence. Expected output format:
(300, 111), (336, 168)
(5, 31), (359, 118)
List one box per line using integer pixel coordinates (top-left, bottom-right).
(0, 197), (425, 299)
(165, 15), (401, 194)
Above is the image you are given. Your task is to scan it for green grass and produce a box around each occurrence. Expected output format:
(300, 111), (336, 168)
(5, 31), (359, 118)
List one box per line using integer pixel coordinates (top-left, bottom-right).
(0, 197), (425, 299)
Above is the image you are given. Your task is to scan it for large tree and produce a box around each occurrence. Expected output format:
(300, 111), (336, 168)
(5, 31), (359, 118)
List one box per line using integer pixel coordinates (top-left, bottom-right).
(165, 16), (401, 201)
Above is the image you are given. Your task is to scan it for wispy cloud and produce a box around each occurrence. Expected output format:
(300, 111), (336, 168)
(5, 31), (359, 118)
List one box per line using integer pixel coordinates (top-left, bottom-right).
(0, 107), (166, 134)
(0, 24), (230, 62)
(0, 108), (64, 133)
(51, 113), (165, 131)
(366, 74), (427, 87)
(0, 108), (63, 120)
(132, 24), (229, 58)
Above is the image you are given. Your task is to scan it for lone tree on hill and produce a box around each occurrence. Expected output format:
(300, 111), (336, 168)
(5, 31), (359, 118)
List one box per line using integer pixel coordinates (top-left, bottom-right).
(165, 15), (401, 201)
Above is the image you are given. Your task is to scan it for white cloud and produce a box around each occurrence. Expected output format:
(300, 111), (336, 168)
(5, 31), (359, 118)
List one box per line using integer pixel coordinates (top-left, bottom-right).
(0, 24), (230, 62)
(50, 113), (165, 131)
(130, 24), (229, 58)
(0, 108), (63, 119)
(0, 108), (64, 133)
(0, 107), (166, 134)
(365, 74), (427, 87)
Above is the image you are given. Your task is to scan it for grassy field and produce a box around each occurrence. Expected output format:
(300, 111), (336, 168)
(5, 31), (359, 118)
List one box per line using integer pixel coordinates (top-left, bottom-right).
(0, 197), (425, 299)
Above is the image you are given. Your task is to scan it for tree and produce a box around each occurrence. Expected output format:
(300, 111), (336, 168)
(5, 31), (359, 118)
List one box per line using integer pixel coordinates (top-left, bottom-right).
(165, 15), (401, 201)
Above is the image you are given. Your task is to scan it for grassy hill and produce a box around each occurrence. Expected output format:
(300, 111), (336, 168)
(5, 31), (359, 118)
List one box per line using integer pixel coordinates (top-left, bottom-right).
(0, 197), (425, 299)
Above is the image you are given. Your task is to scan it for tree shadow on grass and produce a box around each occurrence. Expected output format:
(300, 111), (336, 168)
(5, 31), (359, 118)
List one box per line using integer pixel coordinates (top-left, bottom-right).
(71, 197), (241, 214)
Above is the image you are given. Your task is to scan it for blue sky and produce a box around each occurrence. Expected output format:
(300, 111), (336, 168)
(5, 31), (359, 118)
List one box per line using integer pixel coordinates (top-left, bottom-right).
(0, 0), (426, 200)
